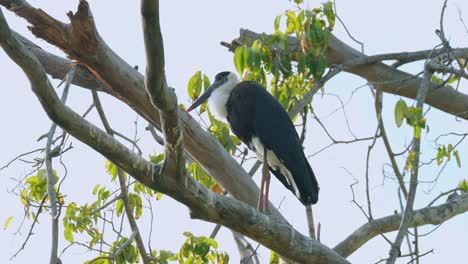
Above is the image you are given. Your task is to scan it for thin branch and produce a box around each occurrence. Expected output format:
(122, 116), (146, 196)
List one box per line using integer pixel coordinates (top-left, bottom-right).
(44, 65), (76, 264)
(427, 187), (461, 207)
(334, 193), (468, 258)
(92, 89), (152, 263)
(386, 60), (435, 264)
(0, 148), (43, 171)
(374, 91), (408, 197)
(10, 194), (48, 260)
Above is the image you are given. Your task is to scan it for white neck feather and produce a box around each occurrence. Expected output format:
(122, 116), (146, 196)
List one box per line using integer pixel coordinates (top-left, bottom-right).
(208, 74), (239, 121)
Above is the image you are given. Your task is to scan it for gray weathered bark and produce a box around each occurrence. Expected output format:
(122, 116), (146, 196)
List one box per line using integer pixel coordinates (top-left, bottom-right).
(334, 193), (468, 257)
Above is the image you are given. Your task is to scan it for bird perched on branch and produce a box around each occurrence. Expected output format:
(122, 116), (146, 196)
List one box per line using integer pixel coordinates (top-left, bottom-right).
(186, 71), (319, 211)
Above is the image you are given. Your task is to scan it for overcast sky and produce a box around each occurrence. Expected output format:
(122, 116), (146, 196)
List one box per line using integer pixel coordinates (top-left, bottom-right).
(1, 0), (467, 263)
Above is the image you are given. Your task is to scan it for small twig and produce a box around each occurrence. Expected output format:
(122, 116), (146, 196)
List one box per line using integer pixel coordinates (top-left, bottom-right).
(0, 148), (43, 171)
(333, 0), (365, 53)
(10, 194), (48, 260)
(427, 187), (461, 207)
(375, 91), (408, 197)
(364, 124), (380, 220)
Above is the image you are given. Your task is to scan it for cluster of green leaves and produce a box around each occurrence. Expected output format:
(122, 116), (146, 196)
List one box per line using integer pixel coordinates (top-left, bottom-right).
(177, 232), (229, 264)
(18, 168), (63, 222)
(436, 144), (461, 167)
(187, 70), (211, 114)
(62, 202), (101, 246)
(459, 179), (468, 192)
(21, 169), (59, 204)
(394, 99), (426, 139)
(234, 1), (334, 113)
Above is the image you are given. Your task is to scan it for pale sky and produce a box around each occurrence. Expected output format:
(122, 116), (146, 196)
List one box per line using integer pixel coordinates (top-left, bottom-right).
(0, 0), (467, 263)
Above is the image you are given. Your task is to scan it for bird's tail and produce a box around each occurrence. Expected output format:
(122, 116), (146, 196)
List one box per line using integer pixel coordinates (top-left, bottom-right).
(301, 157), (319, 205)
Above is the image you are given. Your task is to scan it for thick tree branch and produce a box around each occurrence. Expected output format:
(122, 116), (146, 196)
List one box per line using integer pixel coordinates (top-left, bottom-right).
(0, 7), (350, 264)
(231, 29), (468, 120)
(141, 0), (185, 180)
(12, 31), (103, 90)
(334, 193), (468, 258)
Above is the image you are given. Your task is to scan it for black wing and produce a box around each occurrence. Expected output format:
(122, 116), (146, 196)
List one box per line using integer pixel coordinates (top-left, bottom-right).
(227, 81), (319, 205)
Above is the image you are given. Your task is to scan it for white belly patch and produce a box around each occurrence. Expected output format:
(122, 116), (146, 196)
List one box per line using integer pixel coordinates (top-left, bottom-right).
(250, 137), (300, 199)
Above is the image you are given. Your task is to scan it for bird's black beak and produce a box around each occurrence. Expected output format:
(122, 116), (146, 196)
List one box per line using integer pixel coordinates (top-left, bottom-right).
(185, 82), (218, 113)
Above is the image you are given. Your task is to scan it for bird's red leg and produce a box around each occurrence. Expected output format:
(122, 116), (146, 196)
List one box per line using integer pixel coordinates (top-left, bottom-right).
(257, 170), (265, 211)
(262, 148), (270, 212)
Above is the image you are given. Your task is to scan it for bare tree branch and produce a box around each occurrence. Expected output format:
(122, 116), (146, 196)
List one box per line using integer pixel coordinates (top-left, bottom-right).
(44, 65), (76, 264)
(141, 0), (185, 181)
(334, 193), (468, 258)
(386, 59), (435, 264)
(92, 89), (153, 263)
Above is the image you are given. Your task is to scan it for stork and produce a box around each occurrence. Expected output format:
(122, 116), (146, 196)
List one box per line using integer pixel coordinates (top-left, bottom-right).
(186, 71), (319, 211)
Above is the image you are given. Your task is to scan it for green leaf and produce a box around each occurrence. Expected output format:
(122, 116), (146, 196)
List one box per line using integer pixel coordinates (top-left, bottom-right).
(92, 184), (100, 195)
(105, 160), (118, 181)
(187, 71), (202, 101)
(116, 199), (124, 217)
(155, 192), (164, 200)
(64, 224), (74, 242)
(322, 1), (336, 28)
(234, 47), (244, 74)
(394, 99), (407, 128)
(285, 11), (296, 35)
(454, 150), (461, 167)
(3, 216), (13, 230)
(149, 153), (165, 164)
(274, 15), (282, 32)
(414, 126), (421, 139)
(436, 147), (445, 166)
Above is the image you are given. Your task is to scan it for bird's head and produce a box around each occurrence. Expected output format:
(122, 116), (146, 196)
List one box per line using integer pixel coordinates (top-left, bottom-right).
(186, 71), (239, 112)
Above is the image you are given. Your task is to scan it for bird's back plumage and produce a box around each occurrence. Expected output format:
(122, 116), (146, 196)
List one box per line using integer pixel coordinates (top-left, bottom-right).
(226, 81), (319, 205)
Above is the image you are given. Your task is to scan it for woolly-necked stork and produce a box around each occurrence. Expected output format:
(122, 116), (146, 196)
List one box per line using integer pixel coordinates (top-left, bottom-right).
(186, 71), (319, 210)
